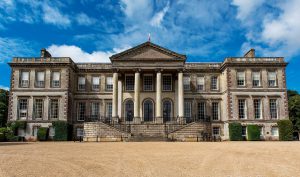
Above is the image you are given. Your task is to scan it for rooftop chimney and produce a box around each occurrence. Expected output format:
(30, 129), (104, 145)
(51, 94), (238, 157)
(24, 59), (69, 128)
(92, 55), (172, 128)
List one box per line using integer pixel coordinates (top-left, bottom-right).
(41, 48), (52, 58)
(244, 49), (255, 57)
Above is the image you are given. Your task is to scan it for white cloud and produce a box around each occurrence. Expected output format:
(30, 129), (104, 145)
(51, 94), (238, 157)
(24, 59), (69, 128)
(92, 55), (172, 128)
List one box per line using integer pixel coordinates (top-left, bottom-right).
(231, 0), (265, 20)
(47, 44), (131, 63)
(150, 2), (169, 27)
(120, 0), (153, 22)
(0, 85), (9, 91)
(76, 13), (96, 26)
(0, 37), (36, 62)
(42, 4), (71, 27)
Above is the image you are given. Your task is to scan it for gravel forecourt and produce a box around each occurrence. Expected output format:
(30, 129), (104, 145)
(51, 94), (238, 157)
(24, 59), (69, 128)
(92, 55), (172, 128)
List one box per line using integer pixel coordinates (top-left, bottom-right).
(0, 142), (300, 177)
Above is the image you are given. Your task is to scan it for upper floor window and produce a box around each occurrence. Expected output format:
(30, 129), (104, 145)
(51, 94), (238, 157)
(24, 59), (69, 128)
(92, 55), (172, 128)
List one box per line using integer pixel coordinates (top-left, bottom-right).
(183, 76), (191, 91)
(143, 75), (153, 91)
(212, 102), (220, 120)
(33, 99), (43, 119)
(49, 99), (59, 119)
(18, 99), (28, 120)
(77, 102), (86, 121)
(268, 71), (277, 87)
(92, 76), (100, 91)
(35, 71), (45, 88)
(162, 75), (172, 91)
(238, 99), (246, 119)
(51, 71), (60, 88)
(253, 99), (262, 119)
(237, 71), (245, 86)
(106, 76), (113, 91)
(211, 76), (218, 90)
(269, 99), (278, 119)
(252, 71), (261, 87)
(78, 76), (86, 91)
(125, 75), (134, 91)
(197, 76), (204, 91)
(20, 71), (29, 88)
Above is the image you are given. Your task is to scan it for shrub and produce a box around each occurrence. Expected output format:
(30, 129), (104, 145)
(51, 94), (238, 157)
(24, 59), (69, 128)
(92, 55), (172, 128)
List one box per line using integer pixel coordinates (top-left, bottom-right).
(247, 125), (260, 141)
(37, 127), (48, 141)
(7, 121), (27, 135)
(52, 121), (68, 141)
(229, 122), (243, 141)
(278, 120), (293, 141)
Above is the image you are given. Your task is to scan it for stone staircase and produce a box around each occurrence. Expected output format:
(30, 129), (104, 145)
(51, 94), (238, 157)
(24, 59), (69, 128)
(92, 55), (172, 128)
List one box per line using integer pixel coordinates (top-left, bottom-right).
(167, 122), (211, 142)
(84, 122), (131, 142)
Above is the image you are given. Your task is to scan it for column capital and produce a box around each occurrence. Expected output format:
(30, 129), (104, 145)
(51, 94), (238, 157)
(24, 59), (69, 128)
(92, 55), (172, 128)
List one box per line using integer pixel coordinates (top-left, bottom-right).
(112, 68), (119, 73)
(155, 68), (163, 73)
(177, 68), (186, 73)
(133, 68), (141, 73)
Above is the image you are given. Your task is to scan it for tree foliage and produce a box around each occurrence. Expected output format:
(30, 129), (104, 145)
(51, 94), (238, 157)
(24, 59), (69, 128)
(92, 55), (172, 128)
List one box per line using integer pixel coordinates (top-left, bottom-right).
(288, 94), (300, 131)
(0, 89), (9, 127)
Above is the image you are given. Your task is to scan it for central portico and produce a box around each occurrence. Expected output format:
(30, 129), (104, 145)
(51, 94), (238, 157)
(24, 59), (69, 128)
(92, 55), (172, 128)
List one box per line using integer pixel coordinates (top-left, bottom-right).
(109, 41), (187, 124)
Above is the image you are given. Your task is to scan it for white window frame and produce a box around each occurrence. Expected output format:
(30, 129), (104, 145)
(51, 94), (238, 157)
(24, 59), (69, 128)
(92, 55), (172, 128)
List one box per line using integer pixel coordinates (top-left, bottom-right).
(162, 74), (172, 91)
(253, 99), (262, 119)
(184, 101), (192, 119)
(33, 98), (44, 120)
(20, 71), (29, 88)
(183, 76), (191, 91)
(49, 99), (59, 119)
(197, 76), (205, 91)
(90, 102), (100, 119)
(77, 102), (86, 121)
(238, 99), (247, 119)
(92, 76), (100, 91)
(237, 71), (245, 86)
(35, 71), (45, 88)
(106, 76), (113, 91)
(211, 76), (218, 90)
(212, 102), (220, 121)
(271, 126), (279, 136)
(18, 98), (28, 120)
(252, 71), (261, 87)
(51, 71), (61, 88)
(78, 76), (86, 91)
(143, 74), (153, 91)
(269, 99), (278, 119)
(268, 71), (277, 87)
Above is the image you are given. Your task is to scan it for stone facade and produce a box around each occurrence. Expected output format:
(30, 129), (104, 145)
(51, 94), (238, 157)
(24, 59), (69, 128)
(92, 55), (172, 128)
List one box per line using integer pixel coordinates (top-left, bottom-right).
(8, 42), (288, 141)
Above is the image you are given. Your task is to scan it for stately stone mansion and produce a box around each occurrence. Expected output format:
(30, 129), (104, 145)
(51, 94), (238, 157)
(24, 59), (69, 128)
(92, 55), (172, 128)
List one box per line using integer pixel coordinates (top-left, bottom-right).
(8, 41), (288, 141)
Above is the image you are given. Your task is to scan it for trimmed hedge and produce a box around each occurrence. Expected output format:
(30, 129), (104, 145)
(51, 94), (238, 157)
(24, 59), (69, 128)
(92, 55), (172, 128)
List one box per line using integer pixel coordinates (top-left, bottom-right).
(52, 121), (68, 141)
(247, 125), (260, 141)
(229, 122), (243, 141)
(37, 127), (48, 141)
(278, 120), (293, 141)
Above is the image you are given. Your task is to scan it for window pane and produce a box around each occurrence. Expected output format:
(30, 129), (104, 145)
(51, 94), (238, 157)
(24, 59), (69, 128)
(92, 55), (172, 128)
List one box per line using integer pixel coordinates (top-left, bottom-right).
(21, 72), (29, 80)
(237, 71), (245, 86)
(268, 72), (277, 86)
(238, 99), (246, 119)
(37, 72), (45, 81)
(106, 77), (113, 91)
(33, 99), (43, 119)
(212, 102), (219, 120)
(197, 77), (204, 91)
(183, 76), (190, 91)
(18, 99), (28, 119)
(92, 77), (100, 90)
(211, 76), (218, 90)
(125, 75), (134, 91)
(254, 99), (261, 119)
(252, 72), (261, 87)
(78, 77), (86, 90)
(271, 127), (278, 136)
(106, 102), (112, 119)
(197, 102), (205, 119)
(163, 75), (172, 91)
(184, 101), (191, 120)
(52, 72), (60, 87)
(213, 127), (220, 136)
(144, 75), (153, 91)
(50, 99), (59, 119)
(270, 99), (277, 119)
(78, 102), (86, 121)
(90, 102), (100, 119)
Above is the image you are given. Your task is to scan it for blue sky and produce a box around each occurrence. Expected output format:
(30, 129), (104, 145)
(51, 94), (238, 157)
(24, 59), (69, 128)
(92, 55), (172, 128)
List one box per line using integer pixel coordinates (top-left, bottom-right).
(0, 0), (299, 91)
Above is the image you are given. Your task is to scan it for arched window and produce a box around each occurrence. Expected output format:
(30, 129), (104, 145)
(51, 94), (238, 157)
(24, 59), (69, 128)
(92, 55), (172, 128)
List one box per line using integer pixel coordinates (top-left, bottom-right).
(163, 100), (172, 122)
(143, 99), (154, 122)
(125, 100), (134, 121)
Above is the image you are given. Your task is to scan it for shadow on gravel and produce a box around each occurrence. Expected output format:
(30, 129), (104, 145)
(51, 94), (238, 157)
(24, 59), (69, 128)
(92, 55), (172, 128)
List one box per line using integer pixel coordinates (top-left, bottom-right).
(0, 142), (30, 146)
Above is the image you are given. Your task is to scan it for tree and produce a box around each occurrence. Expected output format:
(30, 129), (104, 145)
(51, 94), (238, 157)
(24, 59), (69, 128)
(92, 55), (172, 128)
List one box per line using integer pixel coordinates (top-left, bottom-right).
(287, 90), (299, 99)
(0, 89), (9, 127)
(288, 95), (300, 133)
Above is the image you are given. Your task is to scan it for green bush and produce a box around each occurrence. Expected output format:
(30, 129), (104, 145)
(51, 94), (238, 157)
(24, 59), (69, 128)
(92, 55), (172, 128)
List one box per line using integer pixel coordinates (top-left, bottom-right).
(52, 121), (68, 141)
(7, 121), (27, 135)
(0, 127), (9, 141)
(278, 120), (293, 141)
(229, 122), (243, 141)
(37, 127), (48, 141)
(247, 125), (260, 141)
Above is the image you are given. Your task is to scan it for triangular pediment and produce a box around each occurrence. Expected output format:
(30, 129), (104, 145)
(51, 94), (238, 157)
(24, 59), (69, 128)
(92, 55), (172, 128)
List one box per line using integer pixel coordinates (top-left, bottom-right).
(110, 42), (186, 61)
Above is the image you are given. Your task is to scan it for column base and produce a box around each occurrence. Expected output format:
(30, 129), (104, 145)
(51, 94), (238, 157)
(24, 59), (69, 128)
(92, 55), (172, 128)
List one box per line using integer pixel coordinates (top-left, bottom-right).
(155, 117), (163, 124)
(177, 117), (186, 124)
(112, 116), (119, 124)
(133, 117), (141, 124)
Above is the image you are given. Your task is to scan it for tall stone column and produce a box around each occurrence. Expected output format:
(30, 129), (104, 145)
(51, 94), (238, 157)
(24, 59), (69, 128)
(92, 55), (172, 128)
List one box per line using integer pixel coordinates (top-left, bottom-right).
(134, 71), (141, 123)
(117, 80), (122, 120)
(178, 71), (185, 123)
(112, 72), (118, 123)
(156, 71), (162, 123)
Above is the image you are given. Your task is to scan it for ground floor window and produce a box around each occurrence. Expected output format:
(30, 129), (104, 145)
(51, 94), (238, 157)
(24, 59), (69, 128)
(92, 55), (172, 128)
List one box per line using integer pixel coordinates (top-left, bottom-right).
(125, 100), (134, 121)
(77, 127), (84, 137)
(184, 101), (192, 121)
(163, 100), (172, 122)
(106, 102), (112, 119)
(212, 102), (219, 120)
(77, 102), (86, 121)
(271, 127), (279, 136)
(49, 126), (55, 137)
(32, 126), (39, 137)
(212, 127), (220, 136)
(18, 99), (28, 120)
(241, 126), (247, 137)
(90, 102), (100, 119)
(197, 102), (205, 120)
(49, 99), (59, 119)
